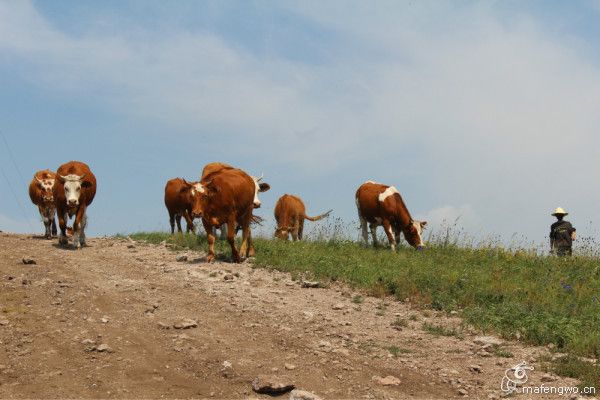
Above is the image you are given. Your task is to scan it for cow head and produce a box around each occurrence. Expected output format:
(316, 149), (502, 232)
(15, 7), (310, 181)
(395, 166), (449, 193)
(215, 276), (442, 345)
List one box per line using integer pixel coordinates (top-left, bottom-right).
(59, 174), (90, 207)
(186, 180), (207, 219)
(274, 227), (290, 240)
(402, 220), (427, 250)
(251, 174), (270, 208)
(36, 176), (55, 203)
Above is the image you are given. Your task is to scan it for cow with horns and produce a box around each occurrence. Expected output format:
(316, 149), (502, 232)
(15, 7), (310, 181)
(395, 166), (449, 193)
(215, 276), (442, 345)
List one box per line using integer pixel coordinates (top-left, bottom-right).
(53, 161), (97, 249)
(196, 164), (270, 262)
(355, 181), (426, 251)
(28, 169), (58, 238)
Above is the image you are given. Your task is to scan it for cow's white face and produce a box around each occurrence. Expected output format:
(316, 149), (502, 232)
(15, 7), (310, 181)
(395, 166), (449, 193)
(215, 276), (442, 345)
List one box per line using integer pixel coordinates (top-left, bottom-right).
(250, 175), (270, 208)
(62, 174), (84, 206)
(37, 178), (55, 202)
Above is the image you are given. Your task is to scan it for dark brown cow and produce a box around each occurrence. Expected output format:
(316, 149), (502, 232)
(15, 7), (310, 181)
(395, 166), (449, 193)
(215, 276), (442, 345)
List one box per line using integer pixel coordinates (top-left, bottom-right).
(194, 168), (270, 263)
(28, 169), (57, 238)
(53, 161), (97, 249)
(164, 178), (203, 234)
(274, 194), (332, 241)
(355, 181), (426, 250)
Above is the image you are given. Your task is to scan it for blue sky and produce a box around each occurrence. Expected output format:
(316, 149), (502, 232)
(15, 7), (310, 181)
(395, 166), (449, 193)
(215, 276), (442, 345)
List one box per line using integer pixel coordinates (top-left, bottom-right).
(2, 0), (600, 247)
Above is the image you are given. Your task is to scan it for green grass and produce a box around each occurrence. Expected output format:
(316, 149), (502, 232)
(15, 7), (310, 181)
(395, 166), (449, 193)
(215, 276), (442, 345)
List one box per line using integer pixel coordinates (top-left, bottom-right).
(124, 231), (600, 388)
(422, 322), (464, 339)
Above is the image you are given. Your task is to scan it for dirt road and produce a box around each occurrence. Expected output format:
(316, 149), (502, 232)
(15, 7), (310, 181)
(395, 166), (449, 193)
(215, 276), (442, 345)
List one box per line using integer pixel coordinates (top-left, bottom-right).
(0, 233), (582, 399)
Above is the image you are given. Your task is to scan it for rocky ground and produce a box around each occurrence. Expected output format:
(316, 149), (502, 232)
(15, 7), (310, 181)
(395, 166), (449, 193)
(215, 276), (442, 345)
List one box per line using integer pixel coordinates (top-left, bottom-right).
(0, 233), (589, 399)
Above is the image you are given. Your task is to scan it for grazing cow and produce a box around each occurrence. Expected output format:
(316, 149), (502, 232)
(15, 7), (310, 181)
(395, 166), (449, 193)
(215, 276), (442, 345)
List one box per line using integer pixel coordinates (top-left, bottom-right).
(274, 194), (332, 241)
(195, 168), (270, 263)
(355, 181), (426, 250)
(28, 169), (57, 238)
(53, 161), (97, 249)
(164, 178), (204, 234)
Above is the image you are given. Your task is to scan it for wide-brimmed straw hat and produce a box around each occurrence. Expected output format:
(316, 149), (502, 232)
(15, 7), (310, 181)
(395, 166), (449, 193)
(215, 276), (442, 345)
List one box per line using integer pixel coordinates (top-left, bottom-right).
(551, 207), (568, 216)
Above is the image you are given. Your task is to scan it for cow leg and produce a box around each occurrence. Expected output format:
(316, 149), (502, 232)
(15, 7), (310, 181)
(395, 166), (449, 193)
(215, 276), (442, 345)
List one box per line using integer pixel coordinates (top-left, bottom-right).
(168, 211), (175, 234)
(359, 216), (369, 246)
(291, 218), (299, 241)
(227, 218), (241, 263)
(369, 223), (379, 248)
(183, 210), (194, 233)
(175, 214), (183, 233)
(394, 227), (401, 247)
(219, 223), (228, 240)
(78, 213), (88, 247)
(39, 206), (51, 238)
(383, 220), (396, 251)
(202, 219), (216, 262)
(51, 211), (57, 237)
(58, 211), (69, 246)
(298, 219), (305, 241)
(73, 207), (87, 249)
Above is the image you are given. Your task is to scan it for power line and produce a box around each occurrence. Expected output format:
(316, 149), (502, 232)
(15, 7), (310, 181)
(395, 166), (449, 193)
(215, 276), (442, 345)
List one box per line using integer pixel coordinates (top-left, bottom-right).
(0, 129), (34, 231)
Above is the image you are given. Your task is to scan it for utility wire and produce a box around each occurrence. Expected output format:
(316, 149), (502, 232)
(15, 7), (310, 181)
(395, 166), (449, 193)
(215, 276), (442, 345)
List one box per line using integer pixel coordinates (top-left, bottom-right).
(0, 129), (35, 231)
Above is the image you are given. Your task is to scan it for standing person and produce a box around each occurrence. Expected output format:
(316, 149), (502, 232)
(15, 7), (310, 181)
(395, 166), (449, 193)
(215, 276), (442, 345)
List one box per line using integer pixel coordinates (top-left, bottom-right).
(550, 207), (576, 256)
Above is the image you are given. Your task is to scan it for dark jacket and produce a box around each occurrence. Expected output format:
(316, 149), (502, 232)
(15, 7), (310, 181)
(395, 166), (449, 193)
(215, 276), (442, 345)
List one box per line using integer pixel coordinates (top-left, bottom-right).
(550, 220), (575, 249)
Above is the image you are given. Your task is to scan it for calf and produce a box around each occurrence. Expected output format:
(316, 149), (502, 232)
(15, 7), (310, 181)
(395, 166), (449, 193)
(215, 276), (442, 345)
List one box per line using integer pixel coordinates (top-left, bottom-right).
(355, 181), (426, 250)
(53, 161), (97, 249)
(164, 178), (203, 234)
(28, 169), (57, 238)
(274, 194), (332, 241)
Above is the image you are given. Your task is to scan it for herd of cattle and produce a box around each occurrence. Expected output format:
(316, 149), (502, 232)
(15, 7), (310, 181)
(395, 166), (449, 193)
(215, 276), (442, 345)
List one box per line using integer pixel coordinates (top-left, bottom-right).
(28, 161), (427, 262)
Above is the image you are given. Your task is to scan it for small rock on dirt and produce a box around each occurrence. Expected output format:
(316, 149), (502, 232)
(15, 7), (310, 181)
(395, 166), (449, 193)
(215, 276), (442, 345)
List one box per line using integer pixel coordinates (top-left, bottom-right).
(251, 375), (295, 395)
(458, 388), (468, 396)
(541, 373), (557, 382)
(0, 319), (9, 326)
(469, 364), (482, 373)
(223, 274), (234, 281)
(373, 375), (401, 386)
(221, 360), (235, 378)
(95, 344), (113, 353)
(284, 363), (296, 370)
(473, 336), (502, 346)
(301, 281), (321, 288)
(22, 258), (36, 265)
(332, 303), (345, 310)
(173, 319), (198, 329)
(176, 255), (188, 262)
(289, 389), (323, 400)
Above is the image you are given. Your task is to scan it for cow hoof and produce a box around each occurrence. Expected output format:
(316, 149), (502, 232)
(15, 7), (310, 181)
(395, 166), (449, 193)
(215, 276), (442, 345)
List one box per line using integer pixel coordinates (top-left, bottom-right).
(206, 254), (215, 263)
(232, 255), (241, 263)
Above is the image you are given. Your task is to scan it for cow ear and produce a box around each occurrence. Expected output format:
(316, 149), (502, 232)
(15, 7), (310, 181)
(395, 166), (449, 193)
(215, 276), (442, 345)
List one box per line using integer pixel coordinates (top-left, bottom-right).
(258, 183), (270, 192)
(81, 180), (92, 188)
(179, 185), (190, 194)
(420, 221), (427, 229)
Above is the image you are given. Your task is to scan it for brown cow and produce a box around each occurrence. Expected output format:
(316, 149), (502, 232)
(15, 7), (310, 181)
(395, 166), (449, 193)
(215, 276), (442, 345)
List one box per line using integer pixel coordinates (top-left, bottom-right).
(164, 178), (204, 234)
(355, 181), (426, 251)
(53, 161), (97, 249)
(194, 168), (270, 263)
(201, 162), (268, 239)
(28, 169), (57, 238)
(274, 194), (332, 241)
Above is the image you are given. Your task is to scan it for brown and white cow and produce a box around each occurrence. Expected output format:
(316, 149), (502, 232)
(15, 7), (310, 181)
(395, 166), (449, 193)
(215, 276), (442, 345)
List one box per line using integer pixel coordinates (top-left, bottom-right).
(201, 162), (270, 238)
(355, 181), (426, 251)
(195, 167), (270, 263)
(164, 178), (204, 234)
(53, 161), (97, 249)
(274, 194), (332, 241)
(28, 169), (57, 238)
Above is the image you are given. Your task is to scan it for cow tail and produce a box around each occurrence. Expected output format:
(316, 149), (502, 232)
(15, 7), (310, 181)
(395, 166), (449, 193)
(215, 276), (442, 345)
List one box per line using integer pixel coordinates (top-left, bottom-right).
(304, 209), (333, 222)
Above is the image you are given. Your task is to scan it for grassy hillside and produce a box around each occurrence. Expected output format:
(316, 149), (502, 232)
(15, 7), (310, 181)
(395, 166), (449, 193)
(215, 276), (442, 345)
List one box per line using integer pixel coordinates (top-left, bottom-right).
(126, 231), (600, 390)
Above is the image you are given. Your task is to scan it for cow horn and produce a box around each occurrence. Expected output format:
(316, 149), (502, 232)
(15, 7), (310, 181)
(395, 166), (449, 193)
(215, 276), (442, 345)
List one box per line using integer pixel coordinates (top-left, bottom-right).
(79, 173), (86, 181)
(256, 173), (264, 182)
(36, 176), (43, 183)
